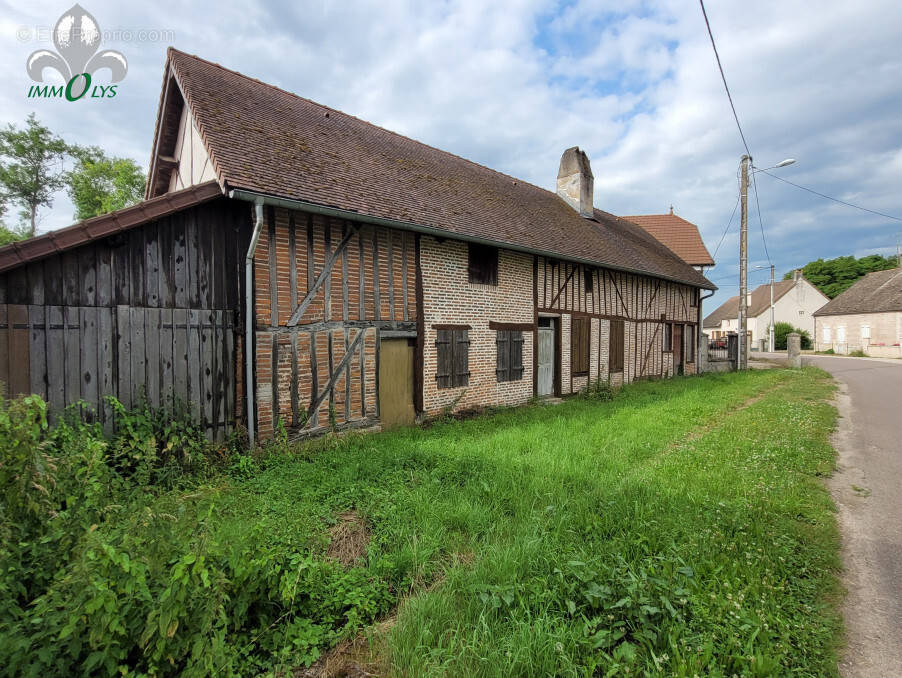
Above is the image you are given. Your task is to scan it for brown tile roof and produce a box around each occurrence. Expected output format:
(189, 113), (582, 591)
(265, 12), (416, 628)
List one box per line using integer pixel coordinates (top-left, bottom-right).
(702, 279), (798, 327)
(814, 268), (902, 316)
(621, 212), (715, 267)
(161, 48), (713, 290)
(0, 181), (223, 274)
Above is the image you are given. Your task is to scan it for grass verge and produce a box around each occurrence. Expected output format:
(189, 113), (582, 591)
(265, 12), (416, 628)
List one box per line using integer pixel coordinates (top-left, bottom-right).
(1, 368), (841, 676)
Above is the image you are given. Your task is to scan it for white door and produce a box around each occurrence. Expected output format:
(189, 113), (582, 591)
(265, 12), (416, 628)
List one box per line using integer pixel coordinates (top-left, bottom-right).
(537, 328), (554, 396)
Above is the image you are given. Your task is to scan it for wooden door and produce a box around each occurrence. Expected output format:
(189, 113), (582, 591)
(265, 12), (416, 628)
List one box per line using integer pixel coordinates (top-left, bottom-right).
(379, 337), (415, 429)
(537, 326), (555, 396)
(673, 323), (684, 375)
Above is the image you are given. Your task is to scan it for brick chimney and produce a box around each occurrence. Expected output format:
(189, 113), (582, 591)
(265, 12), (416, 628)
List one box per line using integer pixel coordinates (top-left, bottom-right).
(793, 269), (802, 281)
(557, 147), (594, 218)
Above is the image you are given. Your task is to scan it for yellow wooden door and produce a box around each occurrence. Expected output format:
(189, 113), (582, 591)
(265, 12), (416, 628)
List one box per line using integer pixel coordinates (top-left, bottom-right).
(379, 338), (416, 429)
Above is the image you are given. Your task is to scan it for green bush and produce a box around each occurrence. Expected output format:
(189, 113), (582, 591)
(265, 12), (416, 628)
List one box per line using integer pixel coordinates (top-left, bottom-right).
(774, 322), (811, 350)
(0, 394), (391, 676)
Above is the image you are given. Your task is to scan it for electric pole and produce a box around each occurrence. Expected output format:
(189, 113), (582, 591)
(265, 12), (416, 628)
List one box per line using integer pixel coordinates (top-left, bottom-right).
(769, 264), (775, 353)
(739, 155), (750, 369)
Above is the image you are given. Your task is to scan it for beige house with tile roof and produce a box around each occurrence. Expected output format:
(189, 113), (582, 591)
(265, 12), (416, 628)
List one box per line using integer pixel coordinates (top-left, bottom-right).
(814, 268), (902, 357)
(703, 272), (829, 349)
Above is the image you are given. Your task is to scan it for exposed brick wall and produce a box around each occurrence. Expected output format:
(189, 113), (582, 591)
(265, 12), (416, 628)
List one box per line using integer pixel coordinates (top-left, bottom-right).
(420, 236), (534, 414)
(252, 207), (413, 438)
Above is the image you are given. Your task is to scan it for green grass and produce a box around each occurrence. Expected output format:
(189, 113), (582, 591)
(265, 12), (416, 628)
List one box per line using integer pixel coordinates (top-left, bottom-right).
(3, 368), (842, 676)
(225, 367), (841, 676)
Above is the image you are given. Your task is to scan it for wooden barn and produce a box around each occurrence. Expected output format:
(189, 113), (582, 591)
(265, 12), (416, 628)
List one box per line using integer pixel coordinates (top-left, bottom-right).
(0, 49), (715, 442)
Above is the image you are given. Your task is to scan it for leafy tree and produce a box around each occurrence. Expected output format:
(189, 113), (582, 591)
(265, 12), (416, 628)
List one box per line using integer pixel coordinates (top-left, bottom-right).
(66, 146), (146, 221)
(774, 321), (811, 350)
(0, 113), (70, 238)
(785, 254), (898, 298)
(0, 199), (26, 245)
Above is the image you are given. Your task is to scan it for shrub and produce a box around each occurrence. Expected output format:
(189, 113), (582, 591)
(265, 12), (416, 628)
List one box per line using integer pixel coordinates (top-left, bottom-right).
(774, 322), (811, 350)
(848, 349), (868, 357)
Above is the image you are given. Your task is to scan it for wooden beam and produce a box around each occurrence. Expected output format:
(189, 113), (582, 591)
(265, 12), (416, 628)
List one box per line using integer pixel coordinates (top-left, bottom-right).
(307, 329), (365, 420)
(287, 222), (359, 326)
(549, 265), (576, 309)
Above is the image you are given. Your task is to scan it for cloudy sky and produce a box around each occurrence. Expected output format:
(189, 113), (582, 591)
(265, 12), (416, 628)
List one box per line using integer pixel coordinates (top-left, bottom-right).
(2, 0), (901, 309)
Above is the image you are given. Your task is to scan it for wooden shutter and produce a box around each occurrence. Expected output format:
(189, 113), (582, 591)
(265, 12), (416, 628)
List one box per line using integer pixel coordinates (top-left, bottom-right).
(609, 320), (624, 373)
(511, 331), (524, 380)
(496, 330), (510, 381)
(496, 330), (524, 382)
(435, 329), (452, 388)
(468, 244), (498, 285)
(686, 325), (696, 362)
(452, 329), (470, 386)
(571, 317), (589, 376)
(664, 323), (672, 352)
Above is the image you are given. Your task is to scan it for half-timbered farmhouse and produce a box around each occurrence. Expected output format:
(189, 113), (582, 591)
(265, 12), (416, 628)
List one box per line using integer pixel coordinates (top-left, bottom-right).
(0, 49), (715, 442)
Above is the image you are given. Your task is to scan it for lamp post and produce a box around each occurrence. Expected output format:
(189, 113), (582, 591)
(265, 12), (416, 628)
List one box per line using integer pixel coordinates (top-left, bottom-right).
(737, 157), (796, 368)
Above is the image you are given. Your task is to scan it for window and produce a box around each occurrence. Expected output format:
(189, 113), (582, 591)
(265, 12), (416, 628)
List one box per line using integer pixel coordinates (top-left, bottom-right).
(468, 243), (498, 285)
(685, 325), (696, 362)
(609, 320), (624, 373)
(861, 325), (870, 339)
(691, 288), (700, 307)
(837, 326), (846, 343)
(435, 328), (470, 388)
(663, 323), (672, 352)
(823, 327), (831, 342)
(584, 268), (594, 294)
(496, 330), (525, 382)
(799, 310), (805, 316)
(571, 317), (590, 376)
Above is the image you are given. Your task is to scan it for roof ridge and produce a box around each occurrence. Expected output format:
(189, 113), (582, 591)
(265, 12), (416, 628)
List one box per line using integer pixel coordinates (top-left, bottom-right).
(166, 47), (553, 197)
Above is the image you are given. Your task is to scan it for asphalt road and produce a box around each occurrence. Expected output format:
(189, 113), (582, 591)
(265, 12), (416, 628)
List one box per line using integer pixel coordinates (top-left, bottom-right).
(802, 354), (902, 677)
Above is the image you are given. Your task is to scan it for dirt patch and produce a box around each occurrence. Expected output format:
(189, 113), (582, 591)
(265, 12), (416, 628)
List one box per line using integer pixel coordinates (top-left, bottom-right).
(298, 550), (476, 677)
(326, 511), (371, 568)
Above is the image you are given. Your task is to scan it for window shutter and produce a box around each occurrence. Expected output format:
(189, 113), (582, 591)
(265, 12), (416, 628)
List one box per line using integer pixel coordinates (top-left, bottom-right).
(511, 331), (524, 379)
(609, 320), (624, 373)
(435, 329), (452, 388)
(496, 330), (510, 381)
(452, 329), (470, 386)
(571, 317), (589, 376)
(468, 244), (498, 285)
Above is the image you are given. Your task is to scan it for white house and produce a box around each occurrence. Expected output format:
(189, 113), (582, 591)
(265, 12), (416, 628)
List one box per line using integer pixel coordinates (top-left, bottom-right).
(702, 271), (829, 349)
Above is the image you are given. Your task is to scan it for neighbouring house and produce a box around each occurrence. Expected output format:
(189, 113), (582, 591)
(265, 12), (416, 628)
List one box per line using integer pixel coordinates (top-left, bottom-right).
(622, 208), (715, 272)
(702, 271), (828, 349)
(0, 48), (714, 442)
(814, 267), (902, 357)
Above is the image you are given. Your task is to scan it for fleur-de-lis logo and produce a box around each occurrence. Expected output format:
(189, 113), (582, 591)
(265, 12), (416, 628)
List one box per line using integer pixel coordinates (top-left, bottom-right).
(26, 4), (127, 84)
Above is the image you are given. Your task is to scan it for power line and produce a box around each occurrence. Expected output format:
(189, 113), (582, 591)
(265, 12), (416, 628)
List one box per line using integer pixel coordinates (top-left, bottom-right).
(711, 193), (740, 261)
(758, 169), (902, 222)
(751, 170), (772, 264)
(698, 0), (751, 157)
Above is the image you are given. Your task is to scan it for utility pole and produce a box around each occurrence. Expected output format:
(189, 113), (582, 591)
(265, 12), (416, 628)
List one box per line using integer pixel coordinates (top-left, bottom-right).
(738, 155), (750, 369)
(769, 264), (775, 352)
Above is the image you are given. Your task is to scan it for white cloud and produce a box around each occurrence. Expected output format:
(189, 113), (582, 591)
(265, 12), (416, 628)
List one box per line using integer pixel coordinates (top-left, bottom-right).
(1, 0), (900, 310)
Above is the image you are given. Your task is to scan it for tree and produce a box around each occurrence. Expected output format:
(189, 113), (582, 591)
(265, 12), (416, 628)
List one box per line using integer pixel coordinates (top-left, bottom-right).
(66, 146), (146, 221)
(774, 321), (811, 350)
(0, 199), (27, 245)
(0, 113), (70, 238)
(784, 254), (898, 298)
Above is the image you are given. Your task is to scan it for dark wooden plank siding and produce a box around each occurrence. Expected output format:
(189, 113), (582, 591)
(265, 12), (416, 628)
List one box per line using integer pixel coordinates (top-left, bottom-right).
(0, 199), (249, 439)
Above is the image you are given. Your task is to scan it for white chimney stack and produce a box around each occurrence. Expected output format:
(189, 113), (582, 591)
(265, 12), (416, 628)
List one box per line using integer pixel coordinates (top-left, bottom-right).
(557, 147), (594, 218)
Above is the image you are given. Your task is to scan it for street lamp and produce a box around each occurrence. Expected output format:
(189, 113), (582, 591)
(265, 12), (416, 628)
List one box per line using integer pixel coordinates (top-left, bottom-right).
(737, 157), (796, 369)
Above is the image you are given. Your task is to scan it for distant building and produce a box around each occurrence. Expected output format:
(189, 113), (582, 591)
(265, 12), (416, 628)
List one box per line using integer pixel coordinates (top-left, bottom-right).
(702, 271), (829, 349)
(623, 208), (715, 272)
(814, 268), (902, 357)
